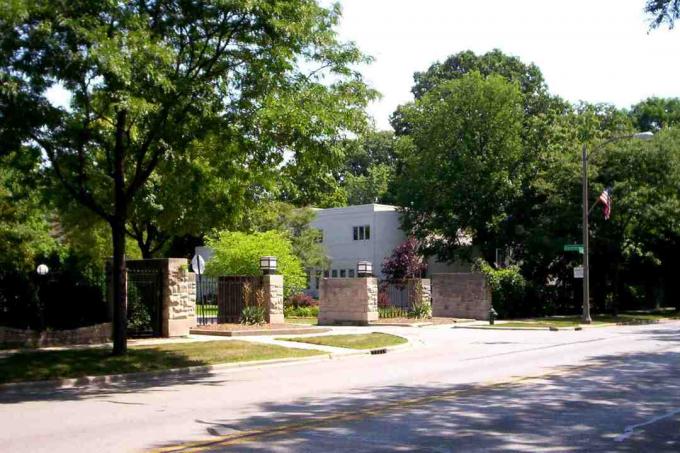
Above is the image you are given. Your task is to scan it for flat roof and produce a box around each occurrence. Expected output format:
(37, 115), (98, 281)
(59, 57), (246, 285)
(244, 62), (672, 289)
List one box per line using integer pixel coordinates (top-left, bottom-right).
(311, 203), (400, 214)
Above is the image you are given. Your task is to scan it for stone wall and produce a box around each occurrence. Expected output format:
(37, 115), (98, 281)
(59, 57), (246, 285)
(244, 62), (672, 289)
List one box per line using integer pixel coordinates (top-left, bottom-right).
(431, 273), (491, 320)
(262, 274), (284, 324)
(0, 323), (112, 348)
(319, 277), (378, 325)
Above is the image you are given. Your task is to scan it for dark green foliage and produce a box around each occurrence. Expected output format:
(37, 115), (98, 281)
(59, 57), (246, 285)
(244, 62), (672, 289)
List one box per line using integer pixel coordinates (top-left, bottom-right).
(284, 306), (319, 318)
(631, 97), (680, 132)
(474, 259), (529, 319)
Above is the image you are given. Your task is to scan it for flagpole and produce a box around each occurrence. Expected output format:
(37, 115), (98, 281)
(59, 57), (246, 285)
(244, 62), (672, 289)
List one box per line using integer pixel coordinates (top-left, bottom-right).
(582, 143), (592, 324)
(579, 132), (653, 324)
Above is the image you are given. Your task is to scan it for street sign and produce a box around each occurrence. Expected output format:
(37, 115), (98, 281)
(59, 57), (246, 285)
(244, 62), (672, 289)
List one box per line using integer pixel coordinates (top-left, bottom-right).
(191, 254), (205, 275)
(564, 244), (584, 254)
(573, 266), (584, 279)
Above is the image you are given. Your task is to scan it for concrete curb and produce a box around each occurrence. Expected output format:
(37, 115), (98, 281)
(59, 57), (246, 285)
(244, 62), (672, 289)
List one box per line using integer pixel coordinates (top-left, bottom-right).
(0, 339), (411, 394)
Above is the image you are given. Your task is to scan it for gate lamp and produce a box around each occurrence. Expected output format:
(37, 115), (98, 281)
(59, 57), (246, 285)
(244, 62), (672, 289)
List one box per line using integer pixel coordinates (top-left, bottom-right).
(357, 260), (373, 277)
(260, 256), (277, 275)
(36, 264), (49, 276)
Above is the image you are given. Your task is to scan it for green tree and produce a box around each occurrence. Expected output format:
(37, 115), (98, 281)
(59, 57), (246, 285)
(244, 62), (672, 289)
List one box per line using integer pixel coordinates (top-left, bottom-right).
(393, 72), (524, 262)
(205, 230), (307, 297)
(245, 201), (329, 272)
(339, 130), (400, 205)
(631, 97), (680, 132)
(1, 0), (373, 353)
(0, 150), (59, 271)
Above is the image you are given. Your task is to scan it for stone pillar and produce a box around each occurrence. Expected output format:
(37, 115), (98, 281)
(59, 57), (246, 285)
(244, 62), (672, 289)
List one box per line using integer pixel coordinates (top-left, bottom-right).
(262, 274), (284, 324)
(163, 258), (197, 337)
(318, 277), (378, 325)
(431, 273), (491, 320)
(406, 278), (431, 308)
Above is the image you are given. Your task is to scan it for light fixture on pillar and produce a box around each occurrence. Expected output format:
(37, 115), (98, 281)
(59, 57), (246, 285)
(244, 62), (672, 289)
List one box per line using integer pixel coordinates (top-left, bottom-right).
(357, 260), (372, 277)
(36, 264), (49, 276)
(260, 256), (277, 275)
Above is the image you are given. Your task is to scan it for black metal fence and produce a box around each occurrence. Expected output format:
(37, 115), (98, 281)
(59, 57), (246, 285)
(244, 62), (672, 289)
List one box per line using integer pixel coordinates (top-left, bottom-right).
(126, 267), (163, 337)
(196, 275), (218, 325)
(0, 267), (109, 331)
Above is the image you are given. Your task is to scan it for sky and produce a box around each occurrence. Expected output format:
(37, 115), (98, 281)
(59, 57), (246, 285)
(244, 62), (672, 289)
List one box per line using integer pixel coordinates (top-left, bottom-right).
(332, 0), (680, 130)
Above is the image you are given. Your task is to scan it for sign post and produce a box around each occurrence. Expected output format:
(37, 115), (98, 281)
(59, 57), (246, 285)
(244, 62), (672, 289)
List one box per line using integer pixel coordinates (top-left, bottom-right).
(191, 255), (206, 325)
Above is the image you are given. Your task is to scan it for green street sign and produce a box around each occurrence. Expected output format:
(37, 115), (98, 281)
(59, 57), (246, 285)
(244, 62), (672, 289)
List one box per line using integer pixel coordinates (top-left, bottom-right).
(564, 244), (584, 254)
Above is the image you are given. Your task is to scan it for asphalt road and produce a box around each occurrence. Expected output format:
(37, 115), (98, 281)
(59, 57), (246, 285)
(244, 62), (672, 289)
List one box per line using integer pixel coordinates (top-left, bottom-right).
(1, 322), (679, 452)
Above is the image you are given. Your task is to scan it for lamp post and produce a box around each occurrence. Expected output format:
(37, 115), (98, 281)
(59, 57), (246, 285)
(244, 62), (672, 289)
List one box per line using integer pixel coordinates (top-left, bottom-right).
(581, 131), (653, 323)
(357, 261), (373, 278)
(260, 256), (278, 275)
(36, 264), (49, 330)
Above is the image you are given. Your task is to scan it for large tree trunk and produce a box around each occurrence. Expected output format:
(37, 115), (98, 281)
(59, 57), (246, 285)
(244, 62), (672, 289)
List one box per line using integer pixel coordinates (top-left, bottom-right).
(111, 217), (127, 355)
(111, 109), (128, 355)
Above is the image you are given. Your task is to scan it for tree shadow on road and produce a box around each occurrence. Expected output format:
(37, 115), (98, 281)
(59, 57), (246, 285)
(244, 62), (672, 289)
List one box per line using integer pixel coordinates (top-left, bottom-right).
(152, 347), (680, 452)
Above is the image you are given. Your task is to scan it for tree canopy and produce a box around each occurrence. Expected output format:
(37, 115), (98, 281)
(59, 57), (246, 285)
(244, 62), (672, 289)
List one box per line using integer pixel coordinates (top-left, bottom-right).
(0, 0), (375, 353)
(205, 230), (307, 298)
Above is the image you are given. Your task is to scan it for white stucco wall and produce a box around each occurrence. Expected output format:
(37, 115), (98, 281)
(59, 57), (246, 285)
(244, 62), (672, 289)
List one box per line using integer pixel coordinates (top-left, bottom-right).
(310, 204), (406, 281)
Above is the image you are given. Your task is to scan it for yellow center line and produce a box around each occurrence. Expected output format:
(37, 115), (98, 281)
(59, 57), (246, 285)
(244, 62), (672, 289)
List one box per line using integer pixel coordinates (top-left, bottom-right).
(152, 344), (680, 452)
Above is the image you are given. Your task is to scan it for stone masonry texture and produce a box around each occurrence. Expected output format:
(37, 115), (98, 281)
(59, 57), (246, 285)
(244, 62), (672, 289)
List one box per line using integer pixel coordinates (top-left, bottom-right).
(319, 277), (379, 325)
(263, 274), (285, 324)
(431, 273), (491, 320)
(0, 323), (112, 348)
(164, 258), (197, 337)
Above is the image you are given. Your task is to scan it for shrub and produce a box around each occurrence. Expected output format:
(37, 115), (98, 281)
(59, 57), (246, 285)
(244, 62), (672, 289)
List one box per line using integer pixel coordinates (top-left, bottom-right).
(381, 237), (427, 281)
(409, 302), (432, 319)
(205, 230), (306, 298)
(240, 305), (266, 325)
(284, 306), (319, 318)
(285, 293), (318, 309)
(473, 258), (528, 318)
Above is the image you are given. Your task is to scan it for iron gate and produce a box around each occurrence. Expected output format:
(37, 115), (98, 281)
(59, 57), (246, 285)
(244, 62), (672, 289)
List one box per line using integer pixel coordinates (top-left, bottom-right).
(196, 276), (218, 325)
(381, 282), (411, 309)
(217, 276), (260, 323)
(126, 268), (163, 337)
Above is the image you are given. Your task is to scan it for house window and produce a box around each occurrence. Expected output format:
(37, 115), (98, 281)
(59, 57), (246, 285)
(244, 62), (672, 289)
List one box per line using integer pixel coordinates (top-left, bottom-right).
(340, 269), (346, 278)
(331, 269), (338, 278)
(323, 270), (329, 278)
(348, 269), (355, 278)
(352, 225), (371, 241)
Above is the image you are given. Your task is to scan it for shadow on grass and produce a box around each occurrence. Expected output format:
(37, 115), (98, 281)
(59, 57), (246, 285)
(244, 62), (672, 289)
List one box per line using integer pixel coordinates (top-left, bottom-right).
(151, 344), (680, 451)
(0, 340), (322, 404)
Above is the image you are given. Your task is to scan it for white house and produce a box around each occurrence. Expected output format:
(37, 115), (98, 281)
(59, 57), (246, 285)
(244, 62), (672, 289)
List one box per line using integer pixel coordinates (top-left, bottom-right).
(194, 203), (470, 297)
(307, 203), (469, 296)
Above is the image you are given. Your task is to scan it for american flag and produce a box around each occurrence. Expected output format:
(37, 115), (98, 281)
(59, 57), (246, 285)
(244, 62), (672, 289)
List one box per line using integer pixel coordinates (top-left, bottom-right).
(598, 188), (612, 220)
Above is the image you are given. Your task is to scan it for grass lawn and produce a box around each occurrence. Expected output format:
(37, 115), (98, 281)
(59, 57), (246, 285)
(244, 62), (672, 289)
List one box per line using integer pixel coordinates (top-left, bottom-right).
(285, 317), (318, 326)
(0, 340), (323, 384)
(281, 332), (407, 350)
(496, 310), (679, 328)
